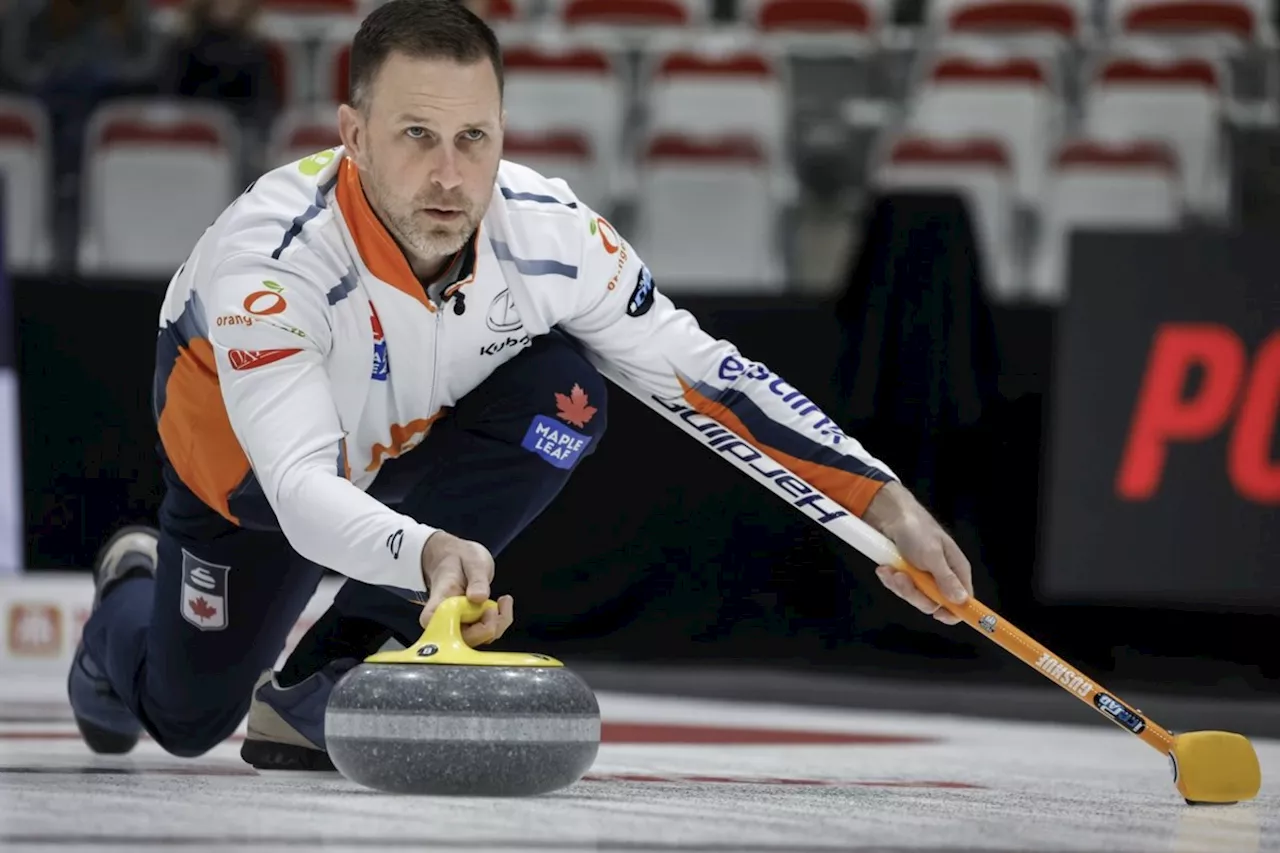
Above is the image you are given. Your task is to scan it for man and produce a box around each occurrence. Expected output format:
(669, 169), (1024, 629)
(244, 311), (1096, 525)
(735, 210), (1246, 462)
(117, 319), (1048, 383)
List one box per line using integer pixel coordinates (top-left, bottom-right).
(69, 0), (975, 771)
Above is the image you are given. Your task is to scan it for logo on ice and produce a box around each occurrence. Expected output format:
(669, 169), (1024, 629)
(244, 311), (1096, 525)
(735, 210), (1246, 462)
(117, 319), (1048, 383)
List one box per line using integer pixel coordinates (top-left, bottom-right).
(1034, 653), (1094, 697)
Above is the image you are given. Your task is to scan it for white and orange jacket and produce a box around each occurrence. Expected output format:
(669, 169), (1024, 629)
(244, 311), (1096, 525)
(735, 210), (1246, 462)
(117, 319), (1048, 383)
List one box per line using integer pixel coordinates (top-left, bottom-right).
(156, 147), (897, 594)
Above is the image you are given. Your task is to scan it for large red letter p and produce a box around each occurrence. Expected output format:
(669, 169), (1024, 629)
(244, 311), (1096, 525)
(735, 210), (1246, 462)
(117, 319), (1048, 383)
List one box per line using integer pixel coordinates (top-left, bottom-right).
(1115, 324), (1245, 500)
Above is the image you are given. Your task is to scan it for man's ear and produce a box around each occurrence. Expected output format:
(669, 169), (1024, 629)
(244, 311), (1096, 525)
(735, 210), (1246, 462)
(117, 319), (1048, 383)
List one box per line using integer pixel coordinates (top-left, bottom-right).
(338, 103), (366, 168)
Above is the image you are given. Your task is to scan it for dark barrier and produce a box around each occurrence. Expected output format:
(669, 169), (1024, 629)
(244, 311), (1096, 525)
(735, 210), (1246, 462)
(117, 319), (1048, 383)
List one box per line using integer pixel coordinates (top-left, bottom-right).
(1040, 230), (1280, 610)
(12, 231), (1278, 695)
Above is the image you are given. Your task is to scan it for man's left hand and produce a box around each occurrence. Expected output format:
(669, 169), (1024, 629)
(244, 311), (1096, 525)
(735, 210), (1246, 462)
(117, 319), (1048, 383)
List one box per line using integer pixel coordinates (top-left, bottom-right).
(863, 482), (974, 626)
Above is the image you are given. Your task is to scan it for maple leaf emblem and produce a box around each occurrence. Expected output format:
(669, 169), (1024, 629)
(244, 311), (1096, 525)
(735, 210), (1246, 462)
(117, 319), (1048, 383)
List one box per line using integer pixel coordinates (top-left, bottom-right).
(189, 597), (218, 621)
(555, 384), (597, 428)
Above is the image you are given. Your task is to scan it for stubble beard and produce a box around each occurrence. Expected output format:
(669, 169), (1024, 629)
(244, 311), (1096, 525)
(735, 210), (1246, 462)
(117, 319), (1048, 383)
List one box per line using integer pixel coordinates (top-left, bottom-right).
(365, 163), (478, 265)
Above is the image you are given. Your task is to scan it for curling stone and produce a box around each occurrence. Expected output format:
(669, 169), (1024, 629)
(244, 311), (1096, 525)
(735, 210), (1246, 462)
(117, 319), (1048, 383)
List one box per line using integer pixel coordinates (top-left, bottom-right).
(324, 596), (600, 796)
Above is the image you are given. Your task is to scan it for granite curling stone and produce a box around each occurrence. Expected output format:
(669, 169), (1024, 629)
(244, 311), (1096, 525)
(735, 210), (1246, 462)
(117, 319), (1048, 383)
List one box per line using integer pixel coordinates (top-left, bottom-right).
(324, 596), (601, 796)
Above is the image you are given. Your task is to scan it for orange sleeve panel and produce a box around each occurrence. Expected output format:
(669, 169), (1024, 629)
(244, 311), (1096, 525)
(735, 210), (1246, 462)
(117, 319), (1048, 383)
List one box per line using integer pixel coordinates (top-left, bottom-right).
(156, 336), (251, 524)
(681, 381), (889, 517)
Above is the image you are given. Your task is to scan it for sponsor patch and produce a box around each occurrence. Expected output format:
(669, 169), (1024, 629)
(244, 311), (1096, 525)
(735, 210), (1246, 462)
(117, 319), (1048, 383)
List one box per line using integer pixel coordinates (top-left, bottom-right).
(480, 334), (530, 357)
(181, 550), (230, 631)
(555, 383), (598, 428)
(1094, 693), (1147, 734)
(627, 265), (656, 317)
(386, 529), (404, 560)
(371, 304), (389, 381)
(715, 355), (850, 445)
(243, 280), (287, 316)
(522, 415), (593, 470)
(228, 348), (302, 371)
(590, 216), (621, 255)
(486, 290), (523, 333)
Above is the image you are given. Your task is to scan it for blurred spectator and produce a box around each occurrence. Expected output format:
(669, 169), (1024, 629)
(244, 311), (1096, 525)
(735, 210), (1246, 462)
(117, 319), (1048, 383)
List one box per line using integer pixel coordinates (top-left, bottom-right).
(157, 0), (279, 174)
(2, 0), (160, 270)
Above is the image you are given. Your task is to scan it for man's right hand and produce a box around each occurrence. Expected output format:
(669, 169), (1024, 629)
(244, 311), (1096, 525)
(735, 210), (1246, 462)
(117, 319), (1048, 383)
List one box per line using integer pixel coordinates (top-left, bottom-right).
(419, 531), (514, 647)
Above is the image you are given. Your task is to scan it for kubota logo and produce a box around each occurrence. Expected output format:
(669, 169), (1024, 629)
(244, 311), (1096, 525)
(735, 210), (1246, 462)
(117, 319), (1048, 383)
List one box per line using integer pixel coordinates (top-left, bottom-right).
(1116, 324), (1279, 504)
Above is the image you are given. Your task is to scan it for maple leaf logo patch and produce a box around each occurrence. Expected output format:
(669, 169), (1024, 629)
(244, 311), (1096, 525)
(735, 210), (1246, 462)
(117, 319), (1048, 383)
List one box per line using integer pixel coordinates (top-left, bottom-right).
(188, 597), (218, 621)
(180, 550), (229, 631)
(555, 384), (597, 428)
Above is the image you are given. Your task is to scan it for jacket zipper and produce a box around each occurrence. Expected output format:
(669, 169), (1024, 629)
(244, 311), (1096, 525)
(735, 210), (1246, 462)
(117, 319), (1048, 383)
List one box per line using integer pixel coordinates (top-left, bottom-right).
(426, 303), (443, 416)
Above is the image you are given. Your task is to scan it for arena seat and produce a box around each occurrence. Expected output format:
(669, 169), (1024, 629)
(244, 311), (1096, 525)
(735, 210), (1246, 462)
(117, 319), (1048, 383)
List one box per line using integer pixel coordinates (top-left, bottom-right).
(1082, 52), (1228, 217)
(634, 134), (784, 293)
(905, 51), (1060, 205)
(874, 134), (1019, 300)
(78, 101), (240, 276)
(502, 131), (606, 212)
(0, 96), (52, 273)
(1030, 139), (1183, 301)
(644, 47), (788, 166)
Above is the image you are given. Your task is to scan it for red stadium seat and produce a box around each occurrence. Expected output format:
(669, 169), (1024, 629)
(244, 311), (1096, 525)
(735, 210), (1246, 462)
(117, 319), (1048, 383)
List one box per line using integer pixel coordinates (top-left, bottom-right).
(1115, 0), (1259, 41)
(941, 0), (1080, 37)
(754, 0), (874, 32)
(559, 0), (695, 26)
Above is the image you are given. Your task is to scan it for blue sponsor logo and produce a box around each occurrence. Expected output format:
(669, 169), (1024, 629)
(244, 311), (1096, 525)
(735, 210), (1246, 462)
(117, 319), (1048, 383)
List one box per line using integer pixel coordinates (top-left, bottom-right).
(521, 415), (592, 469)
(371, 308), (389, 381)
(627, 265), (656, 317)
(1094, 693), (1146, 734)
(715, 356), (849, 445)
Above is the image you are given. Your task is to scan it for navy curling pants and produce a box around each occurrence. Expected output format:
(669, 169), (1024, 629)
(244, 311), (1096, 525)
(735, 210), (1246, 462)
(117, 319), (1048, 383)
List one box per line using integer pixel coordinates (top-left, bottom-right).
(80, 332), (608, 757)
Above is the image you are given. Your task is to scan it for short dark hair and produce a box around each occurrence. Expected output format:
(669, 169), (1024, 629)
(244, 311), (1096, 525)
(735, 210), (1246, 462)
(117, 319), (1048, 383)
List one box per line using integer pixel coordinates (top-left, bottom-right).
(349, 0), (504, 111)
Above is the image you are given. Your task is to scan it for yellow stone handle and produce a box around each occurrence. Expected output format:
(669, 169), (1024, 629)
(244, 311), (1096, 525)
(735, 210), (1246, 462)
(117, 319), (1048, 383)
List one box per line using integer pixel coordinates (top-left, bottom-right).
(363, 595), (564, 668)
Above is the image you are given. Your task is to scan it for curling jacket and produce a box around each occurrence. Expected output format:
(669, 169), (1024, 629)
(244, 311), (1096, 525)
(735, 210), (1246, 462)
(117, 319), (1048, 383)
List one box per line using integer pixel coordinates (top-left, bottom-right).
(154, 147), (897, 594)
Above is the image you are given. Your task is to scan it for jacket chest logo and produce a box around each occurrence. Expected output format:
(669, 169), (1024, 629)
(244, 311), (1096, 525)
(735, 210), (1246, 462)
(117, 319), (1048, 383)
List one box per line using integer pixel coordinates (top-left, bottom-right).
(486, 289), (523, 333)
(371, 303), (389, 381)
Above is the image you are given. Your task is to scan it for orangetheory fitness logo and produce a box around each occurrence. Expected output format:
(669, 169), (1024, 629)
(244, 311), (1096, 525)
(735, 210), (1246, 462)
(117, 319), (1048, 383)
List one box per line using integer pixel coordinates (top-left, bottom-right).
(590, 216), (620, 255)
(1116, 323), (1279, 505)
(244, 280), (288, 316)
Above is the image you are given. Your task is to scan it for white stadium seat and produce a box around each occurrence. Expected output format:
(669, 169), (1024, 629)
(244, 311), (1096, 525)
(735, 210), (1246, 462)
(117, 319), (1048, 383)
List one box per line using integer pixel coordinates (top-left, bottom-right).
(644, 47), (789, 167)
(634, 133), (784, 293)
(1030, 139), (1183, 302)
(874, 133), (1019, 300)
(905, 50), (1062, 205)
(0, 96), (52, 274)
(78, 101), (240, 277)
(1082, 51), (1229, 217)
(503, 131), (606, 212)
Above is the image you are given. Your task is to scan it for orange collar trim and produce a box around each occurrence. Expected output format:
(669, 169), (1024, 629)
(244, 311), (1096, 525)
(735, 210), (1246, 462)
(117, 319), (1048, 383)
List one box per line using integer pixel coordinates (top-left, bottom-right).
(336, 157), (434, 312)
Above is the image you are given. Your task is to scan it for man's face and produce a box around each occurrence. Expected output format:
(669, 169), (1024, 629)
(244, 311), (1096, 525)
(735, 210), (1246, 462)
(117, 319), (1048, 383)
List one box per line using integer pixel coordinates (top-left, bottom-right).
(342, 52), (503, 268)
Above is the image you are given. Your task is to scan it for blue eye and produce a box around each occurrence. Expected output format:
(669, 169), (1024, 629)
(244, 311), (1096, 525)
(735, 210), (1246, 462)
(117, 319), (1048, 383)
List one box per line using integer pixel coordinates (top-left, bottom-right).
(462, 129), (486, 142)
(406, 127), (427, 139)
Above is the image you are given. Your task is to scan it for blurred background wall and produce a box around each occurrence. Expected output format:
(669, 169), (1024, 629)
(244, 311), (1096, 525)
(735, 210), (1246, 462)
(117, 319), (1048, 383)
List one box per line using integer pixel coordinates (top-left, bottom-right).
(0, 0), (1276, 700)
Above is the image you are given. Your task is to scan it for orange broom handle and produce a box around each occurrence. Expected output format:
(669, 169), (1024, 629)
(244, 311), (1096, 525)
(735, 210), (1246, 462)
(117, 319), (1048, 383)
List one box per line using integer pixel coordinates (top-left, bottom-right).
(600, 365), (1177, 756)
(891, 561), (1174, 753)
